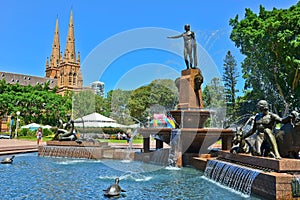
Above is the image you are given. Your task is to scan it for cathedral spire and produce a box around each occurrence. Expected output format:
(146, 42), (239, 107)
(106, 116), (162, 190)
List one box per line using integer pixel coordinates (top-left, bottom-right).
(64, 10), (76, 62)
(50, 17), (61, 68)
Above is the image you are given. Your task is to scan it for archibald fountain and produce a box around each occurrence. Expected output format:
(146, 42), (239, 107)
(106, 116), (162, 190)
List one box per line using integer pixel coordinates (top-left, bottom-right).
(38, 24), (300, 199)
(137, 24), (234, 167)
(137, 24), (300, 199)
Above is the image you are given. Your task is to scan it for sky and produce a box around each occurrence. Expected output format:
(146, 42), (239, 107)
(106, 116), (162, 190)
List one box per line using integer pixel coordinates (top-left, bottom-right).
(0, 0), (298, 96)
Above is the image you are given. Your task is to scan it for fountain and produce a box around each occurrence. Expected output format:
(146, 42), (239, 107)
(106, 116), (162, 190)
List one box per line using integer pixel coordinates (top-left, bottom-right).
(36, 23), (300, 199)
(191, 108), (300, 199)
(137, 67), (234, 167)
(136, 27), (300, 198)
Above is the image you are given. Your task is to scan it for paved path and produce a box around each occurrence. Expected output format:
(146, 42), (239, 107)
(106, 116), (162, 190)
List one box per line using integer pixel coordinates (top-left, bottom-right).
(0, 139), (40, 156)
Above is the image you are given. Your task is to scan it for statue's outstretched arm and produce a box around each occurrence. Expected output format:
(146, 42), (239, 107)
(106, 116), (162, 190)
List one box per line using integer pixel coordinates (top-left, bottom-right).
(167, 34), (183, 39)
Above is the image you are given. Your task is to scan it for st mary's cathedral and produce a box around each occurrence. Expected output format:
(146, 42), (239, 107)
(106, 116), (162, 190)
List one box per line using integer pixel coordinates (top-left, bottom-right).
(45, 10), (83, 95)
(0, 11), (84, 132)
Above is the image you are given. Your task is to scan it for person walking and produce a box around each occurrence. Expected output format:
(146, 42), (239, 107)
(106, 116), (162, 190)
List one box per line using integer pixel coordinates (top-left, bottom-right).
(36, 127), (43, 146)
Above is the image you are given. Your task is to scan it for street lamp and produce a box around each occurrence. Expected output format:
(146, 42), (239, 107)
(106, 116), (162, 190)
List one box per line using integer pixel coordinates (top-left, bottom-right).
(147, 116), (151, 127)
(14, 111), (20, 139)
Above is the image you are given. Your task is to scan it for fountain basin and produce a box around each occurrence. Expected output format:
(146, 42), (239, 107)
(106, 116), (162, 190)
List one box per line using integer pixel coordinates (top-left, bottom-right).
(192, 151), (300, 200)
(139, 127), (234, 166)
(39, 141), (135, 160)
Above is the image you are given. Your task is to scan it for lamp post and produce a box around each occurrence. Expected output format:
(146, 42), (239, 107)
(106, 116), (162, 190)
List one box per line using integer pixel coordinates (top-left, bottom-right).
(14, 111), (20, 139)
(147, 116), (151, 127)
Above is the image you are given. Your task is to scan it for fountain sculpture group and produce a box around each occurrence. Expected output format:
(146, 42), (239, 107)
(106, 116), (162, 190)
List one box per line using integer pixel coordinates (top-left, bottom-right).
(38, 24), (300, 199)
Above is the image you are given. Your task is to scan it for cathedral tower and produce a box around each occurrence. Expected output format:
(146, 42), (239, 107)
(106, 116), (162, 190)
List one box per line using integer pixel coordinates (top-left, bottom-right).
(45, 11), (83, 95)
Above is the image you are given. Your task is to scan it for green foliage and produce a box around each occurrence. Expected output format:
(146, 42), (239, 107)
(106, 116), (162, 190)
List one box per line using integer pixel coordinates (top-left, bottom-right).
(107, 89), (134, 125)
(203, 78), (226, 127)
(229, 2), (300, 112)
(223, 50), (240, 122)
(72, 90), (95, 119)
(18, 129), (35, 137)
(128, 79), (178, 123)
(17, 128), (54, 137)
(0, 79), (72, 126)
(95, 95), (111, 117)
(76, 127), (125, 135)
(1, 77), (178, 129)
(42, 128), (54, 137)
(101, 127), (126, 135)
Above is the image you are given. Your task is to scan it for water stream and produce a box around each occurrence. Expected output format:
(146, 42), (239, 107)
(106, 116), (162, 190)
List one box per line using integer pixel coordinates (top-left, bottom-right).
(168, 129), (181, 167)
(204, 159), (261, 197)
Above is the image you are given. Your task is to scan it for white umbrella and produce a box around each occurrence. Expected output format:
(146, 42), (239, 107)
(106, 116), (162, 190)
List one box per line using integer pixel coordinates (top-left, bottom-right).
(21, 123), (52, 130)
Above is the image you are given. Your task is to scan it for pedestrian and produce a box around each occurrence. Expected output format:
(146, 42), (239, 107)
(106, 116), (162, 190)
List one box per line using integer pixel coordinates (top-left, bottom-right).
(36, 127), (43, 146)
(126, 132), (131, 144)
(117, 132), (121, 140)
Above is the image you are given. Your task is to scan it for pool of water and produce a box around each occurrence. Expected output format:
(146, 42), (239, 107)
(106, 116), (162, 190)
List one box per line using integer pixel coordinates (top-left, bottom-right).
(0, 153), (264, 199)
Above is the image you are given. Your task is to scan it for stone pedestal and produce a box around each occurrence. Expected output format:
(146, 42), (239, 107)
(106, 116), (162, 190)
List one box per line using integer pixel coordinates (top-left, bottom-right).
(177, 68), (204, 109)
(170, 110), (210, 128)
(192, 151), (300, 199)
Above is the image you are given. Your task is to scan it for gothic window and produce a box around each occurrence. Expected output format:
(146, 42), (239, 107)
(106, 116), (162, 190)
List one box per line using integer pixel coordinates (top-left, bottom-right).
(69, 73), (72, 85)
(73, 73), (76, 85)
(61, 74), (63, 85)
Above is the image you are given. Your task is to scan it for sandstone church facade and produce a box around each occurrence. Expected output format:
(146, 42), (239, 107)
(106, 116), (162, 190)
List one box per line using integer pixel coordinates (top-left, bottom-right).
(0, 11), (84, 132)
(45, 10), (83, 95)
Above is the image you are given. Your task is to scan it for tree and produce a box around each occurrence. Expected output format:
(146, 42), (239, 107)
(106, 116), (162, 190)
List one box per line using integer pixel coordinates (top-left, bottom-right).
(72, 90), (95, 119)
(202, 77), (226, 127)
(128, 79), (178, 124)
(223, 50), (239, 122)
(0, 80), (72, 127)
(95, 95), (110, 117)
(229, 3), (300, 113)
(107, 89), (134, 125)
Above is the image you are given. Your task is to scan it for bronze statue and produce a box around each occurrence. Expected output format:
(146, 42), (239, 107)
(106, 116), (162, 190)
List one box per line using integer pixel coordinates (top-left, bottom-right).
(242, 100), (293, 159)
(276, 111), (300, 158)
(53, 114), (77, 141)
(168, 24), (198, 69)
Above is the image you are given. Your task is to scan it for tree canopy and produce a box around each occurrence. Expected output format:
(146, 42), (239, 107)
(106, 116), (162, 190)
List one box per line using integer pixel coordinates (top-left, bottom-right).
(0, 80), (71, 126)
(229, 2), (300, 113)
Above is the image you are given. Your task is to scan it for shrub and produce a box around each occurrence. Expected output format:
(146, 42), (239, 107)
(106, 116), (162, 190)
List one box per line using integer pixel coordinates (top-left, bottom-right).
(18, 128), (35, 137)
(42, 128), (54, 137)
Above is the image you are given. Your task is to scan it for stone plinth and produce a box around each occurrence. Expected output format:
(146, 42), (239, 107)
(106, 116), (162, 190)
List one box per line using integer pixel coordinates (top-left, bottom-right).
(177, 68), (204, 109)
(170, 110), (211, 128)
(192, 152), (300, 200)
(218, 150), (300, 172)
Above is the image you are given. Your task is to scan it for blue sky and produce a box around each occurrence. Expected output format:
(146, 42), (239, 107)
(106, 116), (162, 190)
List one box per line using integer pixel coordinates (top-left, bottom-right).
(0, 0), (298, 96)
